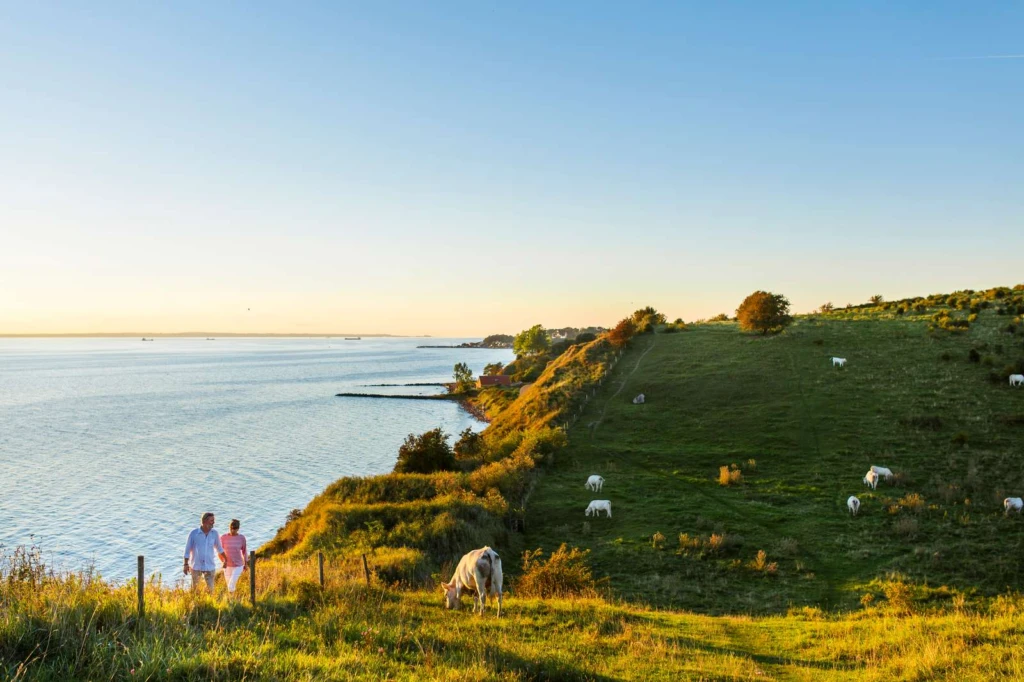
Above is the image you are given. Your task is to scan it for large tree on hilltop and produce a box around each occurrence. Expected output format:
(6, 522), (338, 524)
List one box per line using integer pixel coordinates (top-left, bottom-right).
(736, 291), (792, 335)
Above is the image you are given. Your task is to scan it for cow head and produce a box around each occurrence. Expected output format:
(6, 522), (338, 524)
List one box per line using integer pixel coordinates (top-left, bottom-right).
(441, 581), (459, 610)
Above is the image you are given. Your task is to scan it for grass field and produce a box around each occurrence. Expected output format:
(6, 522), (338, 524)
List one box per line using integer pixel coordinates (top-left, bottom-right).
(523, 314), (1024, 613)
(4, 558), (1023, 681)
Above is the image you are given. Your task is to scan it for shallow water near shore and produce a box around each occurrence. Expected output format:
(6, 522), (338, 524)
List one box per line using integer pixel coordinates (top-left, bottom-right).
(0, 337), (512, 580)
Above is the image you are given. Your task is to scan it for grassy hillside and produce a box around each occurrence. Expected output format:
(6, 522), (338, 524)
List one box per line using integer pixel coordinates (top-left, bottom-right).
(258, 337), (620, 579)
(524, 302), (1024, 613)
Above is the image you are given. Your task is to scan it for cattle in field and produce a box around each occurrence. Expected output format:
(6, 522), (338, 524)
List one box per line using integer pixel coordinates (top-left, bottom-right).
(863, 470), (879, 490)
(633, 393), (645, 404)
(1005, 497), (1023, 515)
(585, 475), (604, 492)
(441, 547), (503, 617)
(585, 500), (612, 517)
(1010, 374), (1024, 387)
(831, 357), (847, 368)
(848, 496), (861, 516)
(870, 465), (894, 481)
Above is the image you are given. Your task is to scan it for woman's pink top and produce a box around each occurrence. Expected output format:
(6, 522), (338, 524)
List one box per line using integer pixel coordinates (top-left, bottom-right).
(222, 533), (247, 567)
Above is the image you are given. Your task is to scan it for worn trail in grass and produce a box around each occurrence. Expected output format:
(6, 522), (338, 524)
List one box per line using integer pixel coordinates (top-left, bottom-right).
(524, 317), (1024, 613)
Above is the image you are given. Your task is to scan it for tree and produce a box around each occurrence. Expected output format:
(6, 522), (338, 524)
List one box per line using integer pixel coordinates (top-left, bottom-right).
(607, 317), (636, 347)
(483, 362), (505, 376)
(394, 428), (456, 474)
(453, 362), (474, 392)
(575, 332), (597, 344)
(819, 302), (834, 313)
(869, 295), (884, 305)
(513, 324), (550, 357)
(631, 306), (666, 333)
(453, 427), (484, 461)
(736, 291), (792, 335)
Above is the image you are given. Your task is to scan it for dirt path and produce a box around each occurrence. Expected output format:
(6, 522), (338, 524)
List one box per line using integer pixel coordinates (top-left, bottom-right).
(589, 335), (658, 436)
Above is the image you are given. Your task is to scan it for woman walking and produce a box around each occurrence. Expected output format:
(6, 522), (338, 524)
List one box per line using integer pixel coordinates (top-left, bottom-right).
(221, 519), (247, 597)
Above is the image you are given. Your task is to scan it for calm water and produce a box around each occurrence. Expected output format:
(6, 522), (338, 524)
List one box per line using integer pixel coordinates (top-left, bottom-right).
(0, 337), (512, 580)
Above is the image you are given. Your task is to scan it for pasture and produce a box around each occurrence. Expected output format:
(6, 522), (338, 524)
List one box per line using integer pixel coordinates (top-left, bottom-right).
(523, 314), (1024, 613)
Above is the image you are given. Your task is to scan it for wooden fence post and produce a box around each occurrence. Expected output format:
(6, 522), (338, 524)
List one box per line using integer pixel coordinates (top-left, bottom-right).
(137, 555), (145, 621)
(362, 554), (371, 587)
(249, 551), (257, 606)
(318, 551), (325, 588)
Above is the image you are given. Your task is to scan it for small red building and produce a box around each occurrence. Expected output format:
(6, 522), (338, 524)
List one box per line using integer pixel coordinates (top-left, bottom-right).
(478, 375), (512, 388)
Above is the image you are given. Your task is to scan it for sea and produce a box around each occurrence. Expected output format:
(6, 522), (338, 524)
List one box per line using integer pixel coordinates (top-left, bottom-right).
(0, 337), (513, 581)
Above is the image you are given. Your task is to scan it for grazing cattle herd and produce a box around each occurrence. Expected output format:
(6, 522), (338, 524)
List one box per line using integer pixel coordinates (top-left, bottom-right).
(443, 352), (1022, 616)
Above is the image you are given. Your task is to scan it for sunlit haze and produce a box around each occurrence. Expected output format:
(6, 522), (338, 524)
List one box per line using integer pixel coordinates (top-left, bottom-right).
(2, 3), (1021, 336)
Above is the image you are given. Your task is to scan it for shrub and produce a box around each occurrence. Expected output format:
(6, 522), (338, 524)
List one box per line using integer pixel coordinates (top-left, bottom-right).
(607, 318), (637, 348)
(968, 313), (979, 323)
(517, 544), (600, 598)
(895, 306), (906, 315)
(893, 516), (919, 539)
(651, 531), (666, 550)
(747, 550), (778, 574)
(951, 432), (969, 447)
(745, 458), (757, 471)
(939, 351), (951, 361)
(394, 428), (456, 474)
(813, 339), (824, 346)
(898, 493), (926, 513)
(718, 465), (742, 486)
(913, 302), (926, 313)
(968, 348), (981, 363)
(884, 578), (915, 613)
(453, 428), (484, 463)
(709, 313), (731, 322)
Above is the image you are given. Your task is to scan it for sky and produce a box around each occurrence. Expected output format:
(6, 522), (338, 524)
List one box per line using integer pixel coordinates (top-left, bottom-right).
(1, 2), (1021, 336)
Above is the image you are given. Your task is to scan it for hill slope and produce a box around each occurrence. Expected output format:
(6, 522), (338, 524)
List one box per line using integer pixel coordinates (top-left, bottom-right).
(524, 311), (1024, 612)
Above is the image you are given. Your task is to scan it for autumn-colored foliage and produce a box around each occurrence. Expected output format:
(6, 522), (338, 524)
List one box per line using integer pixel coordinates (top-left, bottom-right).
(736, 290), (792, 335)
(607, 318), (637, 347)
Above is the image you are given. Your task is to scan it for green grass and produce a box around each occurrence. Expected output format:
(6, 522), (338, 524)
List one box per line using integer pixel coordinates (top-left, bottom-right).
(524, 314), (1024, 613)
(4, 558), (1023, 680)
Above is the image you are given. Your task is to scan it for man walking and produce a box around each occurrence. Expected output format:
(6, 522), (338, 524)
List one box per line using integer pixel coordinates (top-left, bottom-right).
(184, 512), (226, 592)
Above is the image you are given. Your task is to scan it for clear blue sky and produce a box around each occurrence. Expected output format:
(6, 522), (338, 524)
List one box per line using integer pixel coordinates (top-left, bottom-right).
(1, 2), (1021, 334)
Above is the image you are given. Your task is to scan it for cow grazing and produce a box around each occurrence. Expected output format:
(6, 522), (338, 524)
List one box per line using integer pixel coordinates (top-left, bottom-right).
(848, 496), (861, 516)
(632, 393), (645, 404)
(831, 357), (847, 368)
(585, 500), (612, 517)
(863, 470), (879, 490)
(585, 474), (605, 492)
(1010, 374), (1024, 387)
(1005, 497), (1024, 515)
(441, 546), (503, 617)
(870, 465), (894, 481)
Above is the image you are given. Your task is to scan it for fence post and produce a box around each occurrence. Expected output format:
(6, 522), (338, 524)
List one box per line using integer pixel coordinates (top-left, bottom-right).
(249, 551), (257, 606)
(318, 551), (325, 588)
(137, 555), (145, 621)
(362, 554), (371, 587)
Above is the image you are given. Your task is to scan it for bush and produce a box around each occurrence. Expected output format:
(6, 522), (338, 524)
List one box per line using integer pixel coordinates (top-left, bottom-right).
(718, 465), (742, 486)
(394, 428), (456, 474)
(893, 517), (919, 539)
(969, 348), (981, 363)
(884, 578), (915, 613)
(747, 550), (778, 575)
(951, 431), (969, 447)
(517, 544), (600, 598)
(898, 493), (926, 513)
(607, 318), (637, 348)
(968, 313), (979, 323)
(940, 351), (951, 361)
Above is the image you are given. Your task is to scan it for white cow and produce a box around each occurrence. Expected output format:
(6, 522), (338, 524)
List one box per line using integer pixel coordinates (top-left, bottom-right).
(848, 495), (861, 516)
(831, 357), (847, 368)
(632, 393), (645, 404)
(870, 465), (894, 481)
(585, 475), (605, 492)
(441, 546), (503, 617)
(863, 470), (879, 490)
(1005, 497), (1024, 515)
(585, 500), (612, 517)
(1010, 374), (1024, 387)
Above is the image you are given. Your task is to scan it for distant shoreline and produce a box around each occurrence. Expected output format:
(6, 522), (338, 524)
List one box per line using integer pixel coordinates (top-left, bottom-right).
(0, 333), (408, 338)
